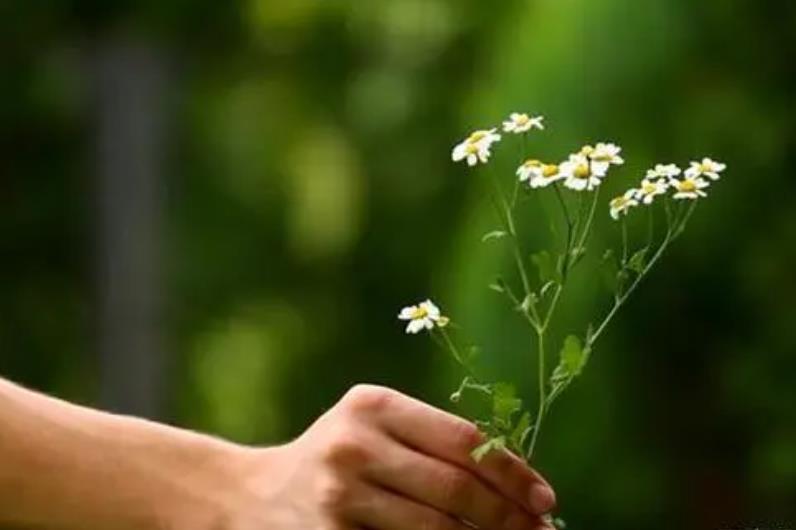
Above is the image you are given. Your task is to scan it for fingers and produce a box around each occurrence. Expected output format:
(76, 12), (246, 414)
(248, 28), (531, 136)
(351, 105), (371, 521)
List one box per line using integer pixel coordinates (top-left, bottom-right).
(364, 386), (556, 515)
(345, 481), (471, 530)
(364, 433), (545, 530)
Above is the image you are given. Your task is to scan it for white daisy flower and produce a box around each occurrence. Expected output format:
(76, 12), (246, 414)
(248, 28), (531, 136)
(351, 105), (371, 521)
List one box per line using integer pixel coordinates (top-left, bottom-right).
(609, 189), (639, 220)
(502, 113), (544, 134)
(516, 160), (563, 188)
(635, 177), (668, 204)
(561, 153), (606, 191)
(398, 299), (446, 334)
(670, 176), (710, 200)
(685, 157), (726, 181)
(452, 129), (502, 167)
(586, 142), (624, 175)
(646, 163), (681, 181)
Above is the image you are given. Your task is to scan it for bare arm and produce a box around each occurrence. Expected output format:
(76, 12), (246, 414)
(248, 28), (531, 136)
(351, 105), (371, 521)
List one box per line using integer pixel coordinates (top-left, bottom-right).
(0, 377), (251, 528)
(0, 379), (556, 530)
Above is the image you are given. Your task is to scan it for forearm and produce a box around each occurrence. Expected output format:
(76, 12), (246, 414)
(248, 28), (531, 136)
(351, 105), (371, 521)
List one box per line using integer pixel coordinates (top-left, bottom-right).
(0, 377), (252, 529)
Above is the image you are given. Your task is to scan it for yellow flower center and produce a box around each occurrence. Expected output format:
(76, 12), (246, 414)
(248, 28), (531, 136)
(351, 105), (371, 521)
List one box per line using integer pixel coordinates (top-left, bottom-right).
(592, 153), (612, 162)
(515, 114), (530, 125)
(642, 182), (656, 194)
(523, 159), (542, 168)
(611, 197), (628, 209)
(698, 163), (711, 173)
(468, 131), (488, 143)
(574, 163), (591, 179)
(542, 164), (559, 177)
(679, 179), (696, 192)
(465, 143), (480, 155)
(410, 306), (428, 319)
(580, 145), (594, 156)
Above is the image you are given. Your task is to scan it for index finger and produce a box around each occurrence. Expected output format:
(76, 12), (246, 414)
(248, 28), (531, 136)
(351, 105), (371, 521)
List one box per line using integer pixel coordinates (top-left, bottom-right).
(375, 389), (556, 515)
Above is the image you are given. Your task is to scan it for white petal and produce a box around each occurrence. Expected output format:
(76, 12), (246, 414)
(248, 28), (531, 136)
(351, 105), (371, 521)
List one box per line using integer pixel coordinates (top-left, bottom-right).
(422, 300), (440, 319)
(398, 306), (416, 320)
(406, 319), (425, 334)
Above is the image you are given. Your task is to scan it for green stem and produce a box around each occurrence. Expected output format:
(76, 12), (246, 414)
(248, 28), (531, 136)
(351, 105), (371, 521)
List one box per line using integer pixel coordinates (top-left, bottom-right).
(526, 329), (546, 460)
(588, 201), (700, 362)
(621, 218), (629, 265)
(565, 187), (601, 274)
(437, 327), (476, 378)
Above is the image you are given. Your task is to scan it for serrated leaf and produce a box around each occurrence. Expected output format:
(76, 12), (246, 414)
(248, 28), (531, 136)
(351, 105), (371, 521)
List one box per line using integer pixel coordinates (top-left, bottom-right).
(481, 230), (508, 243)
(627, 247), (648, 274)
(531, 250), (562, 285)
(548, 335), (591, 405)
(471, 436), (506, 462)
(492, 382), (522, 425)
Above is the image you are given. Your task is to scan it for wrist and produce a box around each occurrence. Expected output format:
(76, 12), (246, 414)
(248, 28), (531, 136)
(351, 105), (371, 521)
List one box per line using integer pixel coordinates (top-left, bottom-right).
(159, 441), (280, 530)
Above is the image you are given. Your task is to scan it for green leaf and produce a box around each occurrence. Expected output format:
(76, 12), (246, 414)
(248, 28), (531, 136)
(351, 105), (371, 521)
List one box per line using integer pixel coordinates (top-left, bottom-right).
(492, 382), (522, 426)
(481, 230), (508, 243)
(531, 250), (562, 285)
(548, 335), (592, 406)
(560, 335), (586, 376)
(471, 436), (506, 462)
(509, 411), (532, 452)
(627, 247), (648, 274)
(488, 283), (505, 293)
(519, 293), (537, 313)
(488, 277), (507, 294)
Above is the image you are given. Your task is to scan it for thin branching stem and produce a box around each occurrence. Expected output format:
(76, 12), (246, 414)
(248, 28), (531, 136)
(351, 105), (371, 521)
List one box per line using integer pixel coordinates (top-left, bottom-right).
(588, 200), (699, 348)
(526, 329), (545, 460)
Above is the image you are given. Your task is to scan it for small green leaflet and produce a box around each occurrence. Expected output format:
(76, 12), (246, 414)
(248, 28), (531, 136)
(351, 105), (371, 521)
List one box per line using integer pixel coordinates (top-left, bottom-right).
(481, 230), (508, 243)
(627, 247), (648, 274)
(559, 335), (586, 377)
(491, 382), (522, 427)
(471, 436), (506, 462)
(519, 293), (537, 313)
(549, 335), (589, 404)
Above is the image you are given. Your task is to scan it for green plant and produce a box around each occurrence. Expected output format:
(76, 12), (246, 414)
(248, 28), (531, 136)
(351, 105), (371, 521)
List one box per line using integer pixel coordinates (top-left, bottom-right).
(398, 111), (726, 527)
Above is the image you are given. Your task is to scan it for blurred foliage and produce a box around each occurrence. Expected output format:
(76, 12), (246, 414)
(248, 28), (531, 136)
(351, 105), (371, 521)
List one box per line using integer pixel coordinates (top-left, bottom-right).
(1, 0), (795, 528)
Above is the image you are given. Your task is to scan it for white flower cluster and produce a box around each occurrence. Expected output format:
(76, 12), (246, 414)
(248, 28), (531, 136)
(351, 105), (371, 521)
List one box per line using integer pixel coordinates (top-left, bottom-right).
(449, 111), (726, 222)
(452, 113), (625, 190)
(609, 158), (726, 220)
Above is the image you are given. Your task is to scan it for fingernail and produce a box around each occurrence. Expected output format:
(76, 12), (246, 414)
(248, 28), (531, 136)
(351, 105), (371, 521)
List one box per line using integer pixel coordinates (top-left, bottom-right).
(528, 483), (556, 513)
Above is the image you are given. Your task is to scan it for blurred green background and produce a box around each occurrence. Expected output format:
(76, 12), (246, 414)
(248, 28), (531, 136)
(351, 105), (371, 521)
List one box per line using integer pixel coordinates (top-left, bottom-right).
(2, 0), (794, 528)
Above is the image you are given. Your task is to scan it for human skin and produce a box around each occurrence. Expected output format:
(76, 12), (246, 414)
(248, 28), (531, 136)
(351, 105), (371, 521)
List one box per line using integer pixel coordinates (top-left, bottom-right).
(0, 379), (556, 529)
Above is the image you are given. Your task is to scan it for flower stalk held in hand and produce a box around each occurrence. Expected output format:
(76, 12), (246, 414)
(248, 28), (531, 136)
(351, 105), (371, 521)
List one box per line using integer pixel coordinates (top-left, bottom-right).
(398, 111), (725, 528)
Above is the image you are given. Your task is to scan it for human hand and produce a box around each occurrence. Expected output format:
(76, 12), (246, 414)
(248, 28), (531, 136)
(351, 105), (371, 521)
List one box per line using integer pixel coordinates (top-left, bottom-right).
(206, 385), (556, 530)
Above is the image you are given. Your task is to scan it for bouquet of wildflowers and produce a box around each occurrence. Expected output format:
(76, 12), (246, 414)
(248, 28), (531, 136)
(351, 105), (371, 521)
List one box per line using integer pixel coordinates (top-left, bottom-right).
(398, 111), (725, 526)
